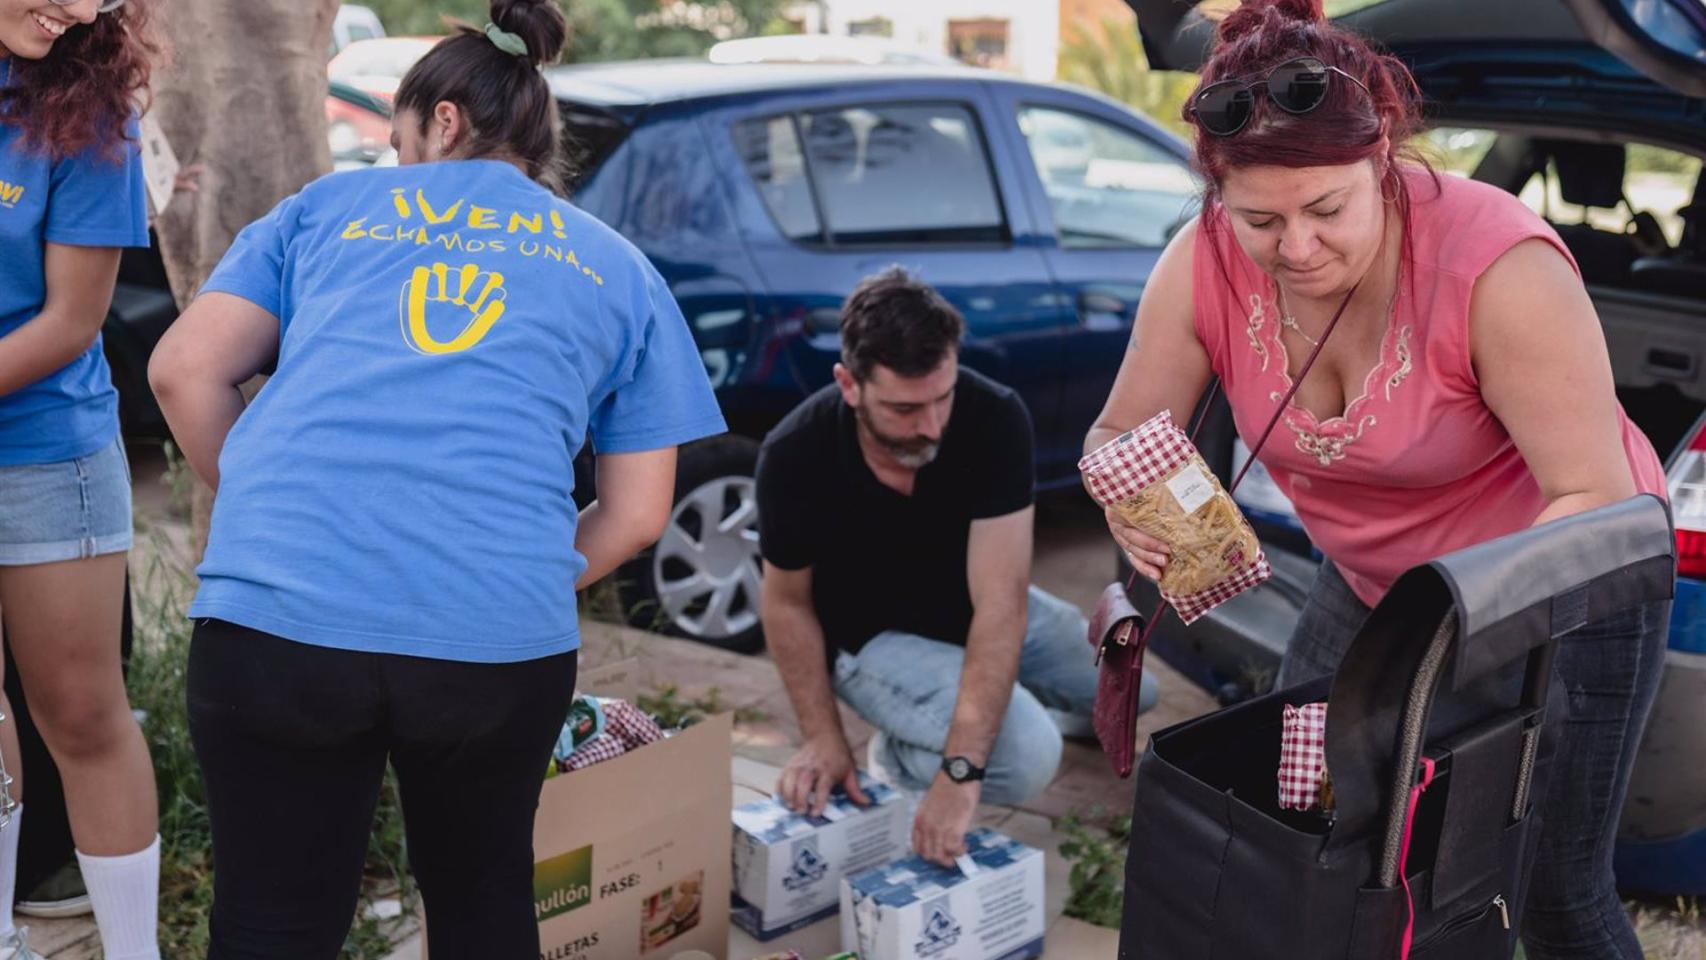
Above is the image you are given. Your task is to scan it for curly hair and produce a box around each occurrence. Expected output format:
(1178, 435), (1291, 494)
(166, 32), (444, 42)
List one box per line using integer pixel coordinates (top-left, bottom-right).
(0, 0), (162, 161)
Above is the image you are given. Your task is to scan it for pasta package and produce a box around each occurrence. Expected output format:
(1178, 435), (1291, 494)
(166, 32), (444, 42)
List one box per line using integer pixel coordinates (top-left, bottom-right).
(1079, 410), (1271, 624)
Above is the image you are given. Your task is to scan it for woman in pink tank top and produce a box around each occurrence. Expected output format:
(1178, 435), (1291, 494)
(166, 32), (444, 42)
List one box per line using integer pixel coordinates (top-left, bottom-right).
(1087, 2), (1672, 956)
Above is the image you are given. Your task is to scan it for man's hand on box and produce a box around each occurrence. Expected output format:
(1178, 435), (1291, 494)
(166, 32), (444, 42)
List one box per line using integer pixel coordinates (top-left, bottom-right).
(778, 733), (870, 817)
(913, 775), (980, 867)
(1106, 506), (1171, 581)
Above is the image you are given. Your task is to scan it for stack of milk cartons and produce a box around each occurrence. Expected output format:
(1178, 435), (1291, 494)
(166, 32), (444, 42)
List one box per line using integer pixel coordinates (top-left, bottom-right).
(839, 828), (1045, 960)
(732, 773), (912, 941)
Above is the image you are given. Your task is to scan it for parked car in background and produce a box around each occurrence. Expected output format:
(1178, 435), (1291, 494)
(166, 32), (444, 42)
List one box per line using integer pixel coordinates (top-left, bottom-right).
(1125, 0), (1706, 898)
(328, 36), (445, 102)
(707, 35), (961, 67)
(328, 3), (386, 59)
(542, 58), (1199, 653)
(326, 79), (393, 170)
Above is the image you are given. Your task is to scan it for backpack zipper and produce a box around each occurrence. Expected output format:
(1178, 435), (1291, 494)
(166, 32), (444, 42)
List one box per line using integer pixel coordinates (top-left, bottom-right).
(1412, 894), (1509, 951)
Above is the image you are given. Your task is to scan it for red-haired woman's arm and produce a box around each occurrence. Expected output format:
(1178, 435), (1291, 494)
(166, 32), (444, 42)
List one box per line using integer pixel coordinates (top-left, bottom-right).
(1472, 238), (1638, 525)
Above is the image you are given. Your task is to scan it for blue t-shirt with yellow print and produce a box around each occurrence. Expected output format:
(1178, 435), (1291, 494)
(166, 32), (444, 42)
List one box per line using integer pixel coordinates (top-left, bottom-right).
(189, 159), (726, 662)
(0, 110), (150, 465)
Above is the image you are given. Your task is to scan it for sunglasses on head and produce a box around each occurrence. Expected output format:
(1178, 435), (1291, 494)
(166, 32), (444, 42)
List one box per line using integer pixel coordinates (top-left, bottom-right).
(1189, 56), (1370, 137)
(46, 0), (127, 14)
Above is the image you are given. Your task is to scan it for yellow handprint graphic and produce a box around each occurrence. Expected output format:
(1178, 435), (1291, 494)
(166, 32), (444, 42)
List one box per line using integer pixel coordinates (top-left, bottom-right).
(398, 262), (509, 355)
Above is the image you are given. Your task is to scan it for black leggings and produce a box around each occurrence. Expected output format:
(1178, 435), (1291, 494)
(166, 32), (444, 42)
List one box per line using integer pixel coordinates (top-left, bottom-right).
(187, 619), (578, 960)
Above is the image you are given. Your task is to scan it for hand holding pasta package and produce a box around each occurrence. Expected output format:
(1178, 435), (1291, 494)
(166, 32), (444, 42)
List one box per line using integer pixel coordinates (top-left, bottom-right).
(1079, 411), (1271, 623)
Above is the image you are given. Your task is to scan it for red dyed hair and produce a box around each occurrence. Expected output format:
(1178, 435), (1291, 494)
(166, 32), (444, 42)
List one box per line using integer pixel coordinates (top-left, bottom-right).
(1187, 0), (1435, 275)
(1, 0), (162, 161)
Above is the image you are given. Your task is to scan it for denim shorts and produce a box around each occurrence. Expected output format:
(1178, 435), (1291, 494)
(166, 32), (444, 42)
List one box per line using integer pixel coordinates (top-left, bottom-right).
(0, 435), (133, 565)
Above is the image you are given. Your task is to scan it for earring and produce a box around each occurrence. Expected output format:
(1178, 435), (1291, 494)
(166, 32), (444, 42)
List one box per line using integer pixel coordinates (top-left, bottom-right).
(1381, 171), (1400, 204)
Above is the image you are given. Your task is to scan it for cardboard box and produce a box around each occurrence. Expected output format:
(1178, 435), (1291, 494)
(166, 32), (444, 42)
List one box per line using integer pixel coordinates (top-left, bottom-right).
(423, 659), (732, 960)
(839, 828), (1045, 960)
(731, 772), (912, 940)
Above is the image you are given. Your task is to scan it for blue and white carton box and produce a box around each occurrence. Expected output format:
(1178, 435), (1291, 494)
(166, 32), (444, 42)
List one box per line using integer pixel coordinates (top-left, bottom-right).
(731, 772), (911, 940)
(839, 828), (1045, 960)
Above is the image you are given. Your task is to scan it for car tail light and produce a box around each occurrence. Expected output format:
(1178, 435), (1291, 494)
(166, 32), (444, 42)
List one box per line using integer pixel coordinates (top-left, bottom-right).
(1670, 418), (1706, 579)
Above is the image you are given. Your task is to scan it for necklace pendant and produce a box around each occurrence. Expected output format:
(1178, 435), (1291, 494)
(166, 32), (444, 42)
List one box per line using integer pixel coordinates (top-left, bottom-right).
(1280, 312), (1321, 348)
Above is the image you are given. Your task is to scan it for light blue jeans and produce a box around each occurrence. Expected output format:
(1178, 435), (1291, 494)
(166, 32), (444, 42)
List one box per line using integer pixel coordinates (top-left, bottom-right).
(832, 586), (1158, 805)
(0, 435), (132, 565)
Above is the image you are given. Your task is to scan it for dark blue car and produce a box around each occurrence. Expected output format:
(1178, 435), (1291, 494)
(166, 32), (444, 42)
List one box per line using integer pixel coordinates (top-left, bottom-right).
(544, 60), (1201, 651)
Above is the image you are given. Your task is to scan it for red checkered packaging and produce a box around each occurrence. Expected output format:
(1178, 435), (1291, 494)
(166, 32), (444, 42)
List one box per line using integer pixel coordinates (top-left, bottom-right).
(564, 732), (629, 771)
(601, 698), (665, 749)
(1278, 701), (1333, 812)
(1078, 410), (1271, 624)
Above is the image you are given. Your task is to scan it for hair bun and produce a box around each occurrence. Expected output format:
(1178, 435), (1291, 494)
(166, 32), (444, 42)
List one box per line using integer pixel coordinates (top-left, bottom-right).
(1216, 0), (1325, 45)
(490, 0), (568, 67)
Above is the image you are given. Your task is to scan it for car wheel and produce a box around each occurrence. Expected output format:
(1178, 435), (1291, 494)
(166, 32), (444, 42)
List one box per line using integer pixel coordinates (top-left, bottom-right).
(618, 435), (765, 654)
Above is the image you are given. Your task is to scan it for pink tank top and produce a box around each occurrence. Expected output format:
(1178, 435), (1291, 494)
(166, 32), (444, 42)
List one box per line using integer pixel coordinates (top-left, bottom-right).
(1193, 167), (1667, 607)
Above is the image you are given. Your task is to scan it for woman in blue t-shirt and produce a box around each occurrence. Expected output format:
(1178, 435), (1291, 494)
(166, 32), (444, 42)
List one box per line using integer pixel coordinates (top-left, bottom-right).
(148, 0), (726, 955)
(0, 2), (163, 957)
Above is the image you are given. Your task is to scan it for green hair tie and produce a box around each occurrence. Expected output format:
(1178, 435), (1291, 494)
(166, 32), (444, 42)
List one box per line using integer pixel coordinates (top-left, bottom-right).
(483, 22), (530, 58)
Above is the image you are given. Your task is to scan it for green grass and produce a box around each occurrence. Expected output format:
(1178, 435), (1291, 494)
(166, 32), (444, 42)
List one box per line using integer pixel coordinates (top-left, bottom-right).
(1056, 808), (1130, 930)
(636, 682), (767, 729)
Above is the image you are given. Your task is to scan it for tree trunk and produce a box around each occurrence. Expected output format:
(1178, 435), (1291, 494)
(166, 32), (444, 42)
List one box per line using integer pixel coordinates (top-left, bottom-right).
(149, 0), (342, 549)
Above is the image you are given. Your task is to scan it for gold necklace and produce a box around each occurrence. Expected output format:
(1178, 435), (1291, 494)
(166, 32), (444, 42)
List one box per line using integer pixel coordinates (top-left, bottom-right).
(1276, 282), (1398, 350)
(1276, 285), (1320, 347)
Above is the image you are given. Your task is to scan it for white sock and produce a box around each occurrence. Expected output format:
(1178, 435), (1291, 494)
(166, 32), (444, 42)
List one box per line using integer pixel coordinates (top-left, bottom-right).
(0, 804), (19, 939)
(76, 836), (160, 960)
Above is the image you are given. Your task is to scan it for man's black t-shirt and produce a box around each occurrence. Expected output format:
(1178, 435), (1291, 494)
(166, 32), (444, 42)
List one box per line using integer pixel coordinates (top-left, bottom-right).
(755, 368), (1034, 657)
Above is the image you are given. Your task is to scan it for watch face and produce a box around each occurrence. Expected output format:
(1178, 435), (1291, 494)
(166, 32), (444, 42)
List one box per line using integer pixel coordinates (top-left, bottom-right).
(947, 757), (970, 780)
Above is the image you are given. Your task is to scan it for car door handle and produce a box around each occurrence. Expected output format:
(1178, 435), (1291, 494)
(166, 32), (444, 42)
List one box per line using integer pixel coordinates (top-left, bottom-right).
(1078, 292), (1131, 332)
(1646, 347), (1696, 378)
(1079, 291), (1127, 316)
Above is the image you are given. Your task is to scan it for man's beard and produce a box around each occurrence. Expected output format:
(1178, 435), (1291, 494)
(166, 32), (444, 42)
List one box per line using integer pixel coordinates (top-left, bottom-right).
(857, 406), (940, 469)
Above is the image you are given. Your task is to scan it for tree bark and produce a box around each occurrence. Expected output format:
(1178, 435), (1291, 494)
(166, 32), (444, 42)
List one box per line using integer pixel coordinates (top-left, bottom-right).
(149, 0), (342, 549)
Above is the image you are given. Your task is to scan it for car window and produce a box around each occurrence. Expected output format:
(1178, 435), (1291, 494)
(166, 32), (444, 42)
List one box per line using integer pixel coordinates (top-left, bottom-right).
(1017, 106), (1198, 248)
(346, 23), (378, 43)
(1420, 127), (1500, 178)
(1516, 144), (1703, 249)
(732, 115), (822, 242)
(562, 104), (632, 197)
(797, 103), (1007, 245)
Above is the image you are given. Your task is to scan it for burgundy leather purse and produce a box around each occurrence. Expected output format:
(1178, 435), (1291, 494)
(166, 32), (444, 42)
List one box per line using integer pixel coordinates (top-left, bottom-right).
(1088, 284), (1361, 777)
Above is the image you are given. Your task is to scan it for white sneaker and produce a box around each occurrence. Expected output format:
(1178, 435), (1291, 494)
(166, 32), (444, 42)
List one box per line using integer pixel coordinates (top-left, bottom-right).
(1046, 707), (1097, 742)
(865, 731), (899, 786)
(0, 927), (43, 960)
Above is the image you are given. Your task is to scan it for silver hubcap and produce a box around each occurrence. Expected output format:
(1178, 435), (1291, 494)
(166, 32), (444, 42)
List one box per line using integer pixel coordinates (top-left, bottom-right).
(652, 475), (762, 640)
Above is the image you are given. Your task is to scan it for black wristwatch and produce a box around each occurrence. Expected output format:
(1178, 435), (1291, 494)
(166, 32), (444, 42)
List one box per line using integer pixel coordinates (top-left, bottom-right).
(941, 755), (986, 784)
